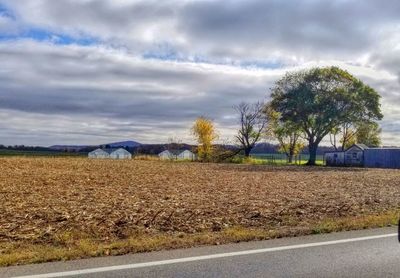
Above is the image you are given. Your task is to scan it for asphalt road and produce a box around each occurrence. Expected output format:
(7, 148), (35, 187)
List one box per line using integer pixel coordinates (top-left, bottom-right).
(1, 227), (399, 278)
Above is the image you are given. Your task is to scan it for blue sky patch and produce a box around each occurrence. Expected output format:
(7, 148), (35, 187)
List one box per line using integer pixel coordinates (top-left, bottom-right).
(240, 60), (284, 70)
(143, 48), (284, 70)
(0, 3), (15, 19)
(0, 27), (99, 46)
(0, 4), (98, 46)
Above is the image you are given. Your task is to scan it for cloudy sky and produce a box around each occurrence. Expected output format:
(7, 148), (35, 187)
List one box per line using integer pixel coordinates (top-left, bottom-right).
(0, 0), (399, 146)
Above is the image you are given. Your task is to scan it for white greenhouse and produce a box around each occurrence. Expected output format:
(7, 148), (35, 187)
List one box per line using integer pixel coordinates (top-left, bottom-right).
(108, 148), (132, 159)
(158, 149), (196, 161)
(88, 148), (132, 159)
(88, 148), (110, 159)
(177, 150), (196, 160)
(158, 150), (176, 160)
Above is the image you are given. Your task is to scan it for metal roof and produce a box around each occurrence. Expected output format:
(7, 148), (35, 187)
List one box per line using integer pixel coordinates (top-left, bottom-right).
(345, 144), (369, 151)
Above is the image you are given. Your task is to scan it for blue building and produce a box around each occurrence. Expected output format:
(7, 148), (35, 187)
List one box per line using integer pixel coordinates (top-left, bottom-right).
(324, 144), (400, 169)
(364, 148), (400, 169)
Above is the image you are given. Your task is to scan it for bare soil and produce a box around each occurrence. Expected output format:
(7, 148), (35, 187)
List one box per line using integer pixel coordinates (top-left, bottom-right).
(1, 157), (400, 245)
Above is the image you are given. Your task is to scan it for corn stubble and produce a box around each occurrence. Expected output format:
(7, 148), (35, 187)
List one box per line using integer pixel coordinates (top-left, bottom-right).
(1, 157), (400, 261)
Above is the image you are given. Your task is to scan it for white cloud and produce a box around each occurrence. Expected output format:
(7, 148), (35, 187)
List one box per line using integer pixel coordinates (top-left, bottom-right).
(0, 0), (400, 146)
(0, 13), (18, 34)
(0, 41), (278, 145)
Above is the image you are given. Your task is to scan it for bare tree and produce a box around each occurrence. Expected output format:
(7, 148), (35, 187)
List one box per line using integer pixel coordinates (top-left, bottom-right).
(330, 121), (382, 150)
(329, 123), (356, 151)
(235, 102), (268, 157)
(212, 138), (242, 162)
(166, 136), (183, 151)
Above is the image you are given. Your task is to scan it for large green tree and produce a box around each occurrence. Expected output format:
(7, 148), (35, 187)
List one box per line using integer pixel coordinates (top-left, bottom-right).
(329, 120), (382, 150)
(266, 108), (304, 163)
(269, 67), (383, 165)
(356, 121), (382, 147)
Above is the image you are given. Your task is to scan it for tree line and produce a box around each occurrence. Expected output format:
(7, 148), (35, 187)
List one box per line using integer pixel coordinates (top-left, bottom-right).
(192, 66), (383, 166)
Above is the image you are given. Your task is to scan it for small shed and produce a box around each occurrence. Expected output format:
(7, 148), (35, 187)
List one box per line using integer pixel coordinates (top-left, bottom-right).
(88, 148), (110, 159)
(364, 148), (400, 169)
(324, 151), (345, 166)
(344, 144), (368, 167)
(177, 150), (196, 161)
(109, 148), (132, 159)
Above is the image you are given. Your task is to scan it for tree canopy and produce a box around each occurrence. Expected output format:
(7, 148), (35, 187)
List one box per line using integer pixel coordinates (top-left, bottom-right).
(266, 108), (304, 163)
(330, 120), (382, 151)
(269, 66), (383, 165)
(191, 116), (218, 161)
(356, 121), (382, 147)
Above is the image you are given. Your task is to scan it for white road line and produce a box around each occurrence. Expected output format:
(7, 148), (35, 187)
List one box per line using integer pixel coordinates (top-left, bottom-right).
(12, 233), (397, 278)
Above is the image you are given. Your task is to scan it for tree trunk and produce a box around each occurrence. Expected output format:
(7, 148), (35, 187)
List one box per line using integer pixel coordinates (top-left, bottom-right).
(288, 147), (295, 163)
(306, 143), (318, 166)
(288, 153), (294, 163)
(244, 147), (251, 157)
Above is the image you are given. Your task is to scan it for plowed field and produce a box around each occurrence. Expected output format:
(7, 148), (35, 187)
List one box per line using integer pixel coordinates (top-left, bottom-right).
(1, 157), (400, 245)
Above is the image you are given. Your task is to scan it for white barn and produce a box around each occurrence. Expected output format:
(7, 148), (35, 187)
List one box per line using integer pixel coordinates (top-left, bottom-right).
(88, 148), (110, 159)
(108, 148), (132, 159)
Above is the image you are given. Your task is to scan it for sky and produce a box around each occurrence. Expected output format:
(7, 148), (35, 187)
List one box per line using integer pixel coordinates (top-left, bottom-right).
(0, 0), (400, 146)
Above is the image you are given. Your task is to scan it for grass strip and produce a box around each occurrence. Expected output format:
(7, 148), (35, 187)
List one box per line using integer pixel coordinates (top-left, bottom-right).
(1, 210), (398, 267)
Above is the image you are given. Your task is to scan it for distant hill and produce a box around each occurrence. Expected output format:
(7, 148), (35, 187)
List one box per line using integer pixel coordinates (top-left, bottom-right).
(49, 140), (141, 151)
(48, 145), (89, 151)
(107, 141), (141, 148)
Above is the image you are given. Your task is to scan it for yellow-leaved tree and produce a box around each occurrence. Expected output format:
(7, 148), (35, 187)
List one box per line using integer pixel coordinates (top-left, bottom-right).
(191, 117), (218, 162)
